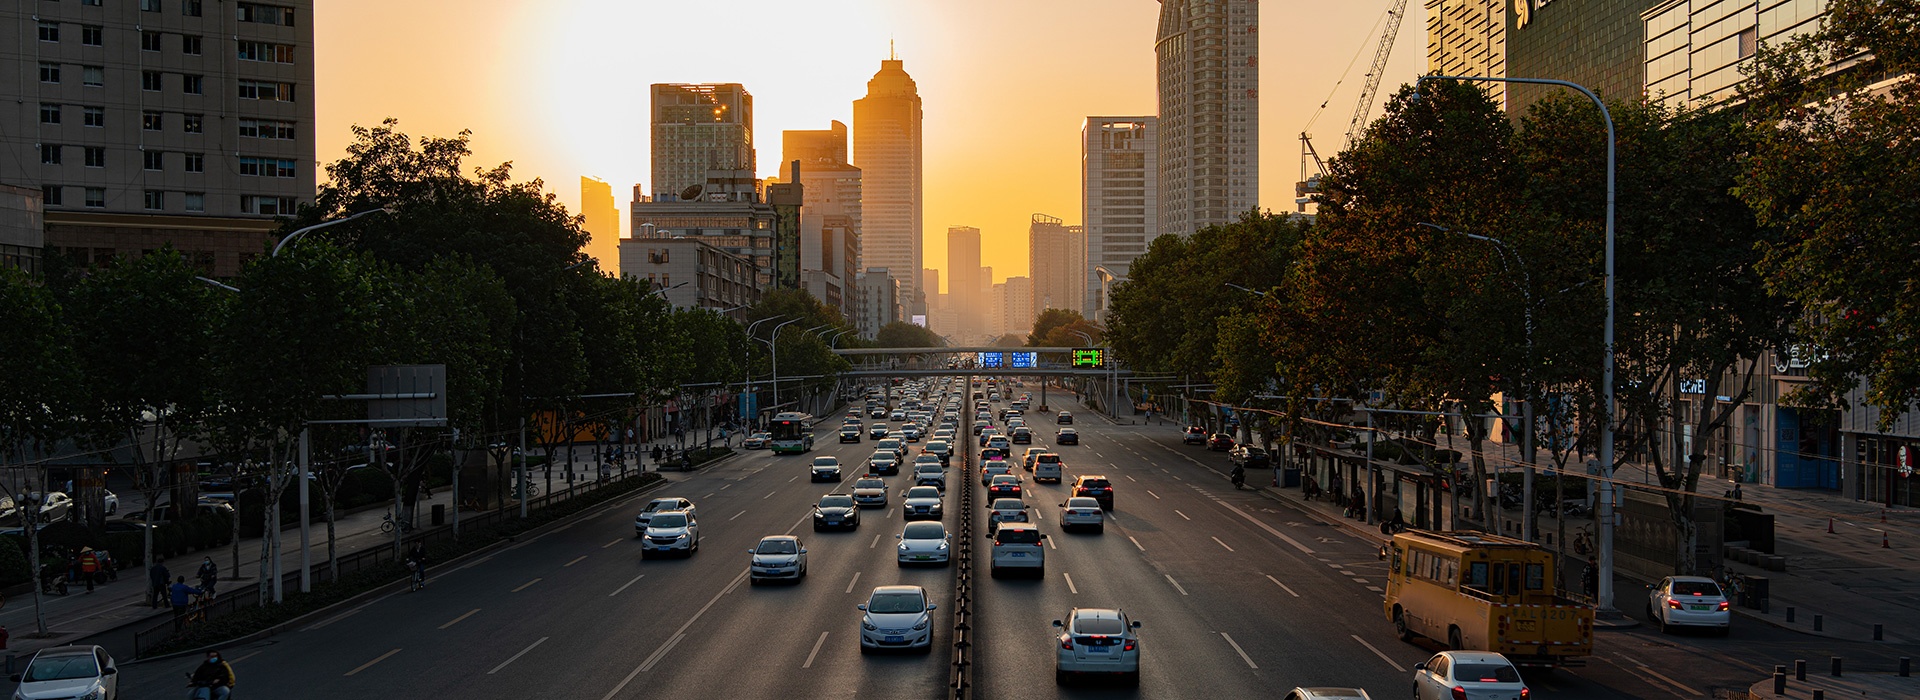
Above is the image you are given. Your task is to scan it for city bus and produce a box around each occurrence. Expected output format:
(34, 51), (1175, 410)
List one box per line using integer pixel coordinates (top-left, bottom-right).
(769, 412), (816, 454)
(1382, 530), (1593, 667)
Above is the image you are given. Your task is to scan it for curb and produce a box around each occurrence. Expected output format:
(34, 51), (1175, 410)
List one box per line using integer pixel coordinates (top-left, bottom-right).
(124, 474), (671, 665)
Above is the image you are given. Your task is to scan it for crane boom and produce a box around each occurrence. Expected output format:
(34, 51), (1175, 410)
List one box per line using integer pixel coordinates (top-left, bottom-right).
(1343, 0), (1411, 148)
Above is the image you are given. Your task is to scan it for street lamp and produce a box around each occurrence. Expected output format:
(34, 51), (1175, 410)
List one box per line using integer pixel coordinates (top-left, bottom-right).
(739, 315), (788, 429)
(1223, 282), (1270, 297)
(270, 207), (394, 257)
(758, 318), (802, 413)
(1418, 73), (1618, 614)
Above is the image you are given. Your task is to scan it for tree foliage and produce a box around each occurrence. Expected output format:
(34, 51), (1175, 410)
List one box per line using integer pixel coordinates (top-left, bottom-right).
(873, 321), (947, 348)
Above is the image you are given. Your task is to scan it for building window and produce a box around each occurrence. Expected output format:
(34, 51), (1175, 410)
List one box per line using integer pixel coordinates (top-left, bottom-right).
(182, 114), (203, 133)
(83, 0), (103, 5)
(237, 2), (296, 26)
(82, 25), (102, 46)
(83, 106), (104, 127)
(142, 31), (163, 52)
(183, 152), (204, 172)
(141, 0), (161, 11)
(238, 156), (297, 178)
(143, 111), (163, 131)
(237, 80), (295, 101)
(182, 75), (203, 94)
(142, 71), (163, 91)
(40, 145), (63, 165)
(238, 119), (297, 139)
(236, 41), (296, 64)
(40, 63), (60, 83)
(84, 147), (104, 168)
(82, 66), (103, 86)
(181, 35), (202, 55)
(144, 151), (164, 171)
(144, 190), (164, 210)
(84, 188), (105, 208)
(42, 185), (63, 207)
(40, 104), (62, 124)
(184, 192), (205, 212)
(242, 195), (296, 215)
(182, 0), (202, 16)
(39, 22), (60, 43)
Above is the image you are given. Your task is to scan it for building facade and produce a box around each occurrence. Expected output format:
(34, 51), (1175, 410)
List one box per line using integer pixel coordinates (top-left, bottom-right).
(1000, 275), (1033, 340)
(1426, 0), (1507, 111)
(1028, 214), (1086, 319)
(1082, 117), (1158, 323)
(945, 226), (983, 340)
(630, 169), (774, 287)
(1154, 0), (1259, 239)
(580, 176), (619, 274)
(1641, 0), (1829, 109)
(0, 185), (45, 273)
(853, 59), (924, 315)
(782, 123), (862, 318)
(1505, 0), (1664, 115)
(854, 267), (901, 339)
(3, 0), (316, 278)
(618, 236), (758, 318)
(650, 83), (754, 200)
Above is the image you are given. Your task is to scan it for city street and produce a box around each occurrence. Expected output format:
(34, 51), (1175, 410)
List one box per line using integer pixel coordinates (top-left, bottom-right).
(101, 392), (1918, 698)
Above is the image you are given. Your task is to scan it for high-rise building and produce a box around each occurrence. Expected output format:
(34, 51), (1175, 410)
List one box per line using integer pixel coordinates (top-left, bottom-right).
(651, 83), (754, 200)
(1002, 276), (1034, 340)
(2, 0), (316, 278)
(631, 169), (775, 287)
(1029, 214), (1086, 319)
(946, 226), (982, 338)
(1505, 0), (1664, 115)
(854, 267), (901, 339)
(581, 176), (620, 273)
(1155, 0), (1259, 238)
(784, 120), (849, 168)
(1641, 0), (1827, 109)
(1426, 0), (1507, 111)
(1083, 118), (1159, 323)
(854, 58), (924, 316)
(782, 123), (862, 317)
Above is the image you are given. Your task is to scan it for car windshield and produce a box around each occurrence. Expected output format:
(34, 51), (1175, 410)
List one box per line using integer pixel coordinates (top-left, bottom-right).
(995, 527), (1041, 544)
(868, 592), (926, 614)
(1081, 479), (1111, 489)
(1453, 663), (1521, 683)
(813, 457), (838, 466)
(645, 500), (674, 512)
(756, 540), (798, 555)
(1067, 498), (1100, 508)
(856, 479), (886, 489)
(23, 655), (99, 682)
(907, 487), (941, 499)
(1246, 447), (1266, 455)
(992, 499), (1024, 510)
(1672, 581), (1723, 596)
(903, 522), (945, 539)
(819, 496), (854, 508)
(649, 514), (687, 528)
(1074, 617), (1125, 635)
(990, 476), (1018, 485)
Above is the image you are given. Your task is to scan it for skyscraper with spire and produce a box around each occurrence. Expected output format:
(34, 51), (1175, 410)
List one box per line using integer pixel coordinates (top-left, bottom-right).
(1156, 0), (1260, 238)
(853, 52), (926, 317)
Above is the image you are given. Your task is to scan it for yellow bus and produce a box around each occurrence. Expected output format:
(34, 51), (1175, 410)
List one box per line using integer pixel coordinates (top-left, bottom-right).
(1382, 530), (1593, 666)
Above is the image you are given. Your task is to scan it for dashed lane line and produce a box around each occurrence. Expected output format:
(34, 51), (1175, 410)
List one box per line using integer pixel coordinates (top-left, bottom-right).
(344, 648), (402, 676)
(602, 539), (621, 548)
(1175, 510), (1191, 520)
(1264, 574), (1300, 598)
(721, 483), (732, 490)
(609, 574), (646, 597)
(1063, 572), (1079, 594)
(870, 534), (881, 549)
(1046, 536), (1057, 550)
(488, 636), (548, 674)
(1220, 633), (1258, 669)
(845, 571), (862, 594)
(1147, 490), (1161, 499)
(439, 608), (481, 629)
(1213, 537), (1235, 552)
(512, 578), (542, 593)
(731, 510), (746, 521)
(1351, 634), (1406, 672)
(802, 632), (830, 669)
(764, 491), (778, 499)
(565, 555), (588, 567)
(1166, 574), (1189, 596)
(1125, 475), (1137, 482)
(1129, 536), (1147, 552)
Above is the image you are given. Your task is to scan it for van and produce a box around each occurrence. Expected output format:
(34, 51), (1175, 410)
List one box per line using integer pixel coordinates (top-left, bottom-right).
(989, 522), (1046, 578)
(1033, 454), (1063, 483)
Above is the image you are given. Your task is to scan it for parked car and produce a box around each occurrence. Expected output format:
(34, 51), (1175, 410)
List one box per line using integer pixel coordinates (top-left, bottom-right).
(1229, 445), (1271, 468)
(1647, 575), (1731, 635)
(1183, 426), (1208, 444)
(1207, 433), (1236, 451)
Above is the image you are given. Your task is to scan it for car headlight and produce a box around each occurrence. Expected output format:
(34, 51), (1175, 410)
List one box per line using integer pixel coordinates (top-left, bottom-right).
(80, 690), (103, 700)
(899, 542), (912, 551)
(863, 618), (878, 631)
(937, 541), (948, 550)
(913, 617), (930, 631)
(674, 532), (689, 540)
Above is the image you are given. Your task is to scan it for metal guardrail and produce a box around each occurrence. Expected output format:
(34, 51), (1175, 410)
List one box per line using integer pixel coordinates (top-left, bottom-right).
(948, 387), (975, 700)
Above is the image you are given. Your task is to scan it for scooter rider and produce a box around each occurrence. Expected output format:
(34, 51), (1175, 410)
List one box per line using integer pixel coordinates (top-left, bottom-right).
(187, 649), (236, 699)
(1230, 464), (1247, 490)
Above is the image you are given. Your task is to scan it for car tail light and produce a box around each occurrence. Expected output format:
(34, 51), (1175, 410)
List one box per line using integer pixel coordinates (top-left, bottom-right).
(1061, 637), (1074, 650)
(1667, 599), (1684, 609)
(1450, 686), (1468, 700)
(1717, 601), (1730, 611)
(1520, 689), (1530, 699)
(1123, 640), (1136, 651)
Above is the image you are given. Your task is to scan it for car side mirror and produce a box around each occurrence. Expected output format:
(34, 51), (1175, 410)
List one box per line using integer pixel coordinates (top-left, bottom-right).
(8, 674), (19, 682)
(101, 667), (117, 676)
(1051, 620), (1064, 628)
(1413, 661), (1427, 671)
(747, 549), (757, 554)
(895, 534), (902, 539)
(926, 603), (937, 611)
(1130, 620), (1142, 628)
(856, 604), (867, 611)
(799, 548), (807, 554)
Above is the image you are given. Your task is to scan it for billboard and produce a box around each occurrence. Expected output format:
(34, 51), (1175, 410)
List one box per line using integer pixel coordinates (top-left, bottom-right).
(1011, 352), (1037, 368)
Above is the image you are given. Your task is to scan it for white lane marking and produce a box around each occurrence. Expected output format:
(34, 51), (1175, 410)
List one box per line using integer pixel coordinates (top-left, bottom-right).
(602, 538), (621, 549)
(302, 607), (361, 631)
(1147, 490), (1161, 499)
(731, 510), (746, 521)
(802, 631), (830, 669)
(1033, 511), (1042, 520)
(457, 554), (497, 571)
(1129, 536), (1146, 552)
(721, 483), (732, 489)
(1063, 572), (1079, 594)
(565, 555), (587, 567)
(1326, 563), (1343, 569)
(488, 636), (549, 674)
(1171, 475), (1183, 481)
(1174, 510), (1191, 520)
(787, 476), (798, 483)
(845, 571), (862, 594)
(621, 568), (750, 687)
(870, 534), (881, 549)
(1166, 574), (1189, 596)
(1366, 586), (1383, 592)
(1352, 578), (1370, 584)
(512, 578), (542, 593)
(885, 508), (894, 519)
(1125, 475), (1137, 482)
(1351, 634), (1406, 672)
(1213, 537), (1235, 552)
(344, 648), (401, 676)
(765, 491), (778, 499)
(1618, 653), (1705, 696)
(1217, 502), (1316, 554)
(1338, 570), (1356, 576)
(439, 608), (481, 629)
(1046, 536), (1057, 550)
(704, 493), (716, 499)
(609, 573), (646, 597)
(1264, 574), (1300, 597)
(1220, 632), (1258, 669)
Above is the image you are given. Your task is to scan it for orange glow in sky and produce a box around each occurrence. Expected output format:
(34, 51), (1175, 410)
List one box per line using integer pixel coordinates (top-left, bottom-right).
(315, 1), (1426, 290)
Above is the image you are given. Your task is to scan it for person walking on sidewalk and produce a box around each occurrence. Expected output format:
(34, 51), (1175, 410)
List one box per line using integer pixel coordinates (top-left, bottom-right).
(197, 557), (219, 597)
(77, 548), (100, 593)
(148, 562), (171, 608)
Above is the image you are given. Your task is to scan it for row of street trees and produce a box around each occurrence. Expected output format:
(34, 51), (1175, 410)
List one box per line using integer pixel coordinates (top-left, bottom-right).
(1104, 1), (1919, 580)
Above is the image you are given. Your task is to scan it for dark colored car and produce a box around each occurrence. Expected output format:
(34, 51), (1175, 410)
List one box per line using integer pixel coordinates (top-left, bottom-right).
(1071, 475), (1114, 510)
(1055, 428), (1079, 445)
(1183, 426), (1208, 445)
(812, 494), (861, 531)
(1230, 445), (1270, 468)
(1057, 412), (1074, 425)
(1011, 427), (1032, 444)
(1207, 433), (1235, 451)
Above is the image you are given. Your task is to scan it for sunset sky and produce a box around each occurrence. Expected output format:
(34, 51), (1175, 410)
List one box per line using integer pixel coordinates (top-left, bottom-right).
(314, 0), (1427, 291)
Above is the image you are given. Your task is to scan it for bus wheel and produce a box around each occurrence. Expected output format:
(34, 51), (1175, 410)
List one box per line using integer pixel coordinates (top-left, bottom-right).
(1447, 626), (1464, 650)
(1393, 607), (1413, 642)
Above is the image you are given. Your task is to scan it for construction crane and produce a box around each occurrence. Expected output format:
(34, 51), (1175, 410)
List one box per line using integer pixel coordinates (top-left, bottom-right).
(1296, 0), (1412, 211)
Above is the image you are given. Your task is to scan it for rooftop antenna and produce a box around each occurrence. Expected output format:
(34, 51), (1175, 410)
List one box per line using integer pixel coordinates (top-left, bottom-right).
(889, 38), (896, 60)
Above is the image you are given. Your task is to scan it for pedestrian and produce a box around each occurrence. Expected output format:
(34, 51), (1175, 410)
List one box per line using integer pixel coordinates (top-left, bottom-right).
(1380, 508), (1407, 535)
(1581, 557), (1598, 598)
(77, 548), (100, 593)
(197, 556), (219, 597)
(148, 561), (171, 608)
(1731, 481), (1743, 501)
(407, 542), (428, 588)
(170, 576), (203, 628)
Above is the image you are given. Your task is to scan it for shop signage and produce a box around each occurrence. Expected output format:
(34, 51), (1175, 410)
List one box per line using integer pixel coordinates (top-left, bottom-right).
(1513, 0), (1559, 29)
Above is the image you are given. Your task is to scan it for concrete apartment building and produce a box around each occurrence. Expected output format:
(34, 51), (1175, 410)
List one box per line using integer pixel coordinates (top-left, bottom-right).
(946, 226), (983, 338)
(1028, 214), (1085, 319)
(781, 122), (862, 318)
(651, 83), (753, 201)
(1426, 0), (1506, 111)
(853, 58), (924, 316)
(618, 235), (758, 319)
(854, 267), (901, 339)
(580, 176), (619, 274)
(1082, 117), (1158, 323)
(630, 170), (775, 288)
(0, 184), (45, 273)
(1154, 0), (1259, 238)
(993, 275), (1033, 340)
(3, 0), (315, 278)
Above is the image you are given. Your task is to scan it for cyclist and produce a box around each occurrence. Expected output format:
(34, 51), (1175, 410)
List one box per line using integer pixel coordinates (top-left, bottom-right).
(187, 649), (237, 699)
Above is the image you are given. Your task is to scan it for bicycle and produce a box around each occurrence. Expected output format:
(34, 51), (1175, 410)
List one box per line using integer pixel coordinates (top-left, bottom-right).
(379, 512), (415, 535)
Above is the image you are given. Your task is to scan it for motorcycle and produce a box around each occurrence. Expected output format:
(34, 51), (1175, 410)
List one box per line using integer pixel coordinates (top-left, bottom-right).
(184, 673), (234, 700)
(1229, 468), (1247, 490)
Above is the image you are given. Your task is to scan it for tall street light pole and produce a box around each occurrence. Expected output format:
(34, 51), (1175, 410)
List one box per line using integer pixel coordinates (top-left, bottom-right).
(762, 318), (803, 414)
(743, 316), (788, 429)
(270, 207), (393, 256)
(1418, 74), (1617, 615)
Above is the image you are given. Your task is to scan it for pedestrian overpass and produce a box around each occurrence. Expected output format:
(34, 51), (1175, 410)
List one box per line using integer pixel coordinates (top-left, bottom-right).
(829, 346), (1121, 378)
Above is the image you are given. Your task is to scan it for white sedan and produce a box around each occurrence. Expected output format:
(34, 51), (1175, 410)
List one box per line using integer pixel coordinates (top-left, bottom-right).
(895, 521), (951, 566)
(1053, 608), (1141, 686)
(1648, 575), (1731, 635)
(1412, 651), (1528, 700)
(1058, 497), (1104, 533)
(858, 585), (936, 653)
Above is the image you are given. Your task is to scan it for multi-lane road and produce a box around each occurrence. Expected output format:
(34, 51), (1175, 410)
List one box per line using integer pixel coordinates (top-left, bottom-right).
(107, 387), (1911, 698)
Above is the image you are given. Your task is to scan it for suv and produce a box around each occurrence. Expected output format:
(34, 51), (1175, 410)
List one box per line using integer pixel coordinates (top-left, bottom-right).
(989, 522), (1046, 578)
(1071, 475), (1115, 510)
(635, 497), (696, 534)
(1022, 447), (1050, 471)
(640, 510), (700, 558)
(1183, 426), (1208, 445)
(1053, 608), (1141, 686)
(1032, 453), (1064, 483)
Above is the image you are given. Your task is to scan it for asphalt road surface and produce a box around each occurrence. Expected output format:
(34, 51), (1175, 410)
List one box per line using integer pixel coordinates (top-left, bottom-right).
(105, 387), (1918, 699)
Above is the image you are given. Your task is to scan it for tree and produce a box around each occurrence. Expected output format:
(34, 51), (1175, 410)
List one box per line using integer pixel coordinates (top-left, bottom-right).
(1739, 0), (1920, 425)
(873, 321), (946, 348)
(1026, 309), (1087, 347)
(988, 334), (1026, 348)
(0, 267), (76, 634)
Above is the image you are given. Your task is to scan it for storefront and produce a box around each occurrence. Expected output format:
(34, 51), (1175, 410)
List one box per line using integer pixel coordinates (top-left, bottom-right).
(1855, 437), (1920, 508)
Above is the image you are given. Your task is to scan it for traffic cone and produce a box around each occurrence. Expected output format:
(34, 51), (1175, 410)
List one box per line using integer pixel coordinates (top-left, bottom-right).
(1884, 531), (1891, 549)
(1827, 517), (1834, 533)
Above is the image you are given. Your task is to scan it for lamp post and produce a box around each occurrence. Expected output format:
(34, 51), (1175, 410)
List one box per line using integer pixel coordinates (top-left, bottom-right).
(1223, 282), (1269, 297)
(1417, 74), (1617, 613)
(742, 316), (788, 429)
(759, 318), (802, 414)
(270, 207), (393, 257)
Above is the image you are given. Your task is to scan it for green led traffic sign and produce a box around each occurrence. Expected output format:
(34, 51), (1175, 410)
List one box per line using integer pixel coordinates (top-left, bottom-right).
(1071, 348), (1106, 369)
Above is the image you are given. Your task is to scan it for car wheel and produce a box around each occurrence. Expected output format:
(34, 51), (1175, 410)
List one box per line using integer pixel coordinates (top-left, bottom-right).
(1447, 626), (1464, 650)
(859, 644), (871, 655)
(1055, 669), (1069, 686)
(1125, 671), (1140, 687)
(1714, 625), (1730, 638)
(1092, 525), (1104, 534)
(1394, 607), (1414, 642)
(748, 577), (760, 586)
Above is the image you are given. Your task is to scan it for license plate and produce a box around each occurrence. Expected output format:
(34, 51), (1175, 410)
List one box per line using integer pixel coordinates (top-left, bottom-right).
(885, 635), (903, 643)
(1515, 620), (1537, 632)
(1691, 605), (1712, 611)
(1010, 552), (1027, 557)
(915, 555), (931, 560)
